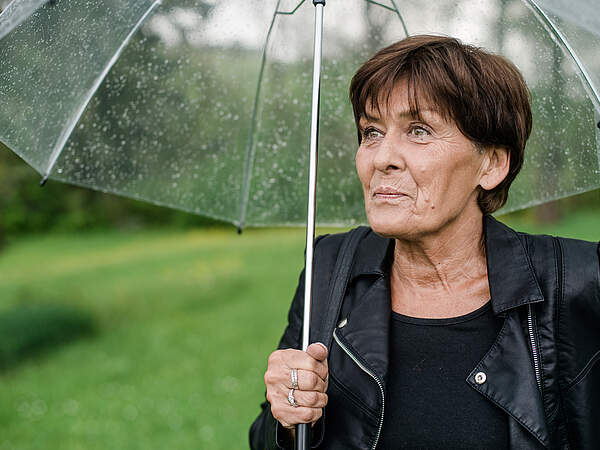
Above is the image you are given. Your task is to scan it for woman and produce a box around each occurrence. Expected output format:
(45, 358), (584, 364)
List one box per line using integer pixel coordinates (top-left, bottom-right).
(250, 35), (600, 449)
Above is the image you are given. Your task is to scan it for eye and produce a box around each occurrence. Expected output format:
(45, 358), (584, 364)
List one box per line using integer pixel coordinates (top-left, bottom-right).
(361, 126), (384, 142)
(407, 124), (432, 141)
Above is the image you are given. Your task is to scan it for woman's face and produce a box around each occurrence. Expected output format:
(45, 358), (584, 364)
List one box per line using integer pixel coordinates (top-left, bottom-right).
(355, 81), (490, 240)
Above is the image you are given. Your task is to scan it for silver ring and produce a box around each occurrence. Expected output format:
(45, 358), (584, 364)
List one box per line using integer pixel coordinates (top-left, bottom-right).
(287, 388), (298, 408)
(291, 368), (299, 389)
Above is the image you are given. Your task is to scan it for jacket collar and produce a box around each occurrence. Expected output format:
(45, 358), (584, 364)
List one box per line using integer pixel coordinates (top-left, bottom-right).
(340, 216), (550, 448)
(349, 215), (545, 315)
(349, 229), (393, 279)
(483, 215), (545, 314)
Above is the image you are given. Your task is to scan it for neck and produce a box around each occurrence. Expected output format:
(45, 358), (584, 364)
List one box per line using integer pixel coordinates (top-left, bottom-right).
(390, 211), (489, 317)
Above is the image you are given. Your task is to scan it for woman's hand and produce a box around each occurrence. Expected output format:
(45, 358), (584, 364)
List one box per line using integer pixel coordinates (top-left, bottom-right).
(264, 342), (329, 429)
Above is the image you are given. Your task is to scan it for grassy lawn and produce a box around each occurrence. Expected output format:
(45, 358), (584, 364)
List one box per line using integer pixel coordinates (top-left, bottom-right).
(0, 210), (598, 449)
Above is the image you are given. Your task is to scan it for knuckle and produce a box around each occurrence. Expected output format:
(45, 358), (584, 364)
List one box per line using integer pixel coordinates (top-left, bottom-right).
(264, 371), (274, 385)
(314, 408), (323, 421)
(267, 351), (279, 365)
(307, 372), (319, 389)
(300, 409), (314, 423)
(271, 405), (281, 420)
(307, 391), (319, 405)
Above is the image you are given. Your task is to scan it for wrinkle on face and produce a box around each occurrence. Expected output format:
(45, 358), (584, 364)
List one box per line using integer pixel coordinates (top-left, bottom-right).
(355, 82), (487, 241)
(355, 80), (494, 315)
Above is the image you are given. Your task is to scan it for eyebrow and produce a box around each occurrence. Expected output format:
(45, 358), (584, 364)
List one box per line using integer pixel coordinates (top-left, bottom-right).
(360, 109), (435, 124)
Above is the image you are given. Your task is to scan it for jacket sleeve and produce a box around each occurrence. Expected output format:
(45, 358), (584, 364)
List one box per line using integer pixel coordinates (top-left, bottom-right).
(249, 267), (326, 450)
(558, 240), (600, 448)
(249, 268), (304, 450)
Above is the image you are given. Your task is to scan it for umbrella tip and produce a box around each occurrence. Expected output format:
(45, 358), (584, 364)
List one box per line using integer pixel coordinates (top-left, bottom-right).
(40, 175), (48, 187)
(237, 226), (243, 235)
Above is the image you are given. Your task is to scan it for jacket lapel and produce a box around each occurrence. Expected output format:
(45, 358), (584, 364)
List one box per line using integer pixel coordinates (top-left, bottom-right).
(481, 216), (551, 448)
(467, 310), (551, 448)
(484, 216), (545, 313)
(336, 275), (391, 384)
(333, 218), (553, 448)
(335, 231), (392, 385)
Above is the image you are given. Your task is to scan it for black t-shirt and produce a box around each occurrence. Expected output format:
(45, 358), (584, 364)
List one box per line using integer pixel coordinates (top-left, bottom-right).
(377, 301), (508, 449)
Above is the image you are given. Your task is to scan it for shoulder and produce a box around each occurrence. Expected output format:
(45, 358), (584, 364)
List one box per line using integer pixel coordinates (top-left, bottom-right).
(313, 226), (374, 263)
(514, 227), (599, 302)
(516, 228), (599, 257)
(485, 214), (599, 313)
(514, 228), (599, 280)
(509, 225), (600, 387)
(487, 215), (599, 274)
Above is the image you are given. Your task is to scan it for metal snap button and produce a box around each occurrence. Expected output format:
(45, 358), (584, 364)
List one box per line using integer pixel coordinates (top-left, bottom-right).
(337, 318), (347, 328)
(475, 371), (487, 384)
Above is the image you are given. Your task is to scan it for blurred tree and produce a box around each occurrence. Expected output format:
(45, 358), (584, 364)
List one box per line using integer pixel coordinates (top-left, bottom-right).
(0, 143), (222, 247)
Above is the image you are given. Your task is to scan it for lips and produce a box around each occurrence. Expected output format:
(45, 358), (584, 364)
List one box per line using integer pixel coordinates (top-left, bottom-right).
(372, 187), (408, 199)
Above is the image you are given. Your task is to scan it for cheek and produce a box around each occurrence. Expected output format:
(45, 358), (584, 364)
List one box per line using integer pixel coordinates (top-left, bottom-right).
(414, 154), (482, 206)
(355, 148), (372, 188)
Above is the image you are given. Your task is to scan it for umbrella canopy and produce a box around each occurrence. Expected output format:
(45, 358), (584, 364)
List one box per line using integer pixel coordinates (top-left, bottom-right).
(0, 0), (599, 228)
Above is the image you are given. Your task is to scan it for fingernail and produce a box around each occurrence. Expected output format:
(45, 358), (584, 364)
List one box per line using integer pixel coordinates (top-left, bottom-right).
(314, 342), (327, 352)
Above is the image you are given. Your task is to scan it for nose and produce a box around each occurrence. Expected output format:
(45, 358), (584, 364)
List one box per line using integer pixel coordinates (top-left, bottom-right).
(372, 134), (405, 173)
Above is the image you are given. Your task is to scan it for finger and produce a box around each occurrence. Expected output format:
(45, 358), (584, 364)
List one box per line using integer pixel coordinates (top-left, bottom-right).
(294, 369), (327, 392)
(289, 390), (328, 409)
(274, 405), (323, 428)
(279, 351), (328, 382)
(306, 342), (328, 362)
(306, 343), (329, 381)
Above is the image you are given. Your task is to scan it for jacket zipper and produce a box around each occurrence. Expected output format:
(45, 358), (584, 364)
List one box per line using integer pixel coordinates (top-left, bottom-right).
(333, 329), (385, 450)
(527, 304), (542, 391)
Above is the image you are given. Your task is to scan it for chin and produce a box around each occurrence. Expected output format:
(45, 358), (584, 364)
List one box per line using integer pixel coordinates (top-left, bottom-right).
(366, 208), (420, 239)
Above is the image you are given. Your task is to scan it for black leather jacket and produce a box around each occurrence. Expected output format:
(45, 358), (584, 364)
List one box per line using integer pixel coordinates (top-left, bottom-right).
(250, 216), (600, 449)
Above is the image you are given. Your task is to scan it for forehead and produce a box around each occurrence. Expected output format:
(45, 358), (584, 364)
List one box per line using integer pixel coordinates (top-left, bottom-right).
(361, 90), (443, 125)
(361, 80), (447, 124)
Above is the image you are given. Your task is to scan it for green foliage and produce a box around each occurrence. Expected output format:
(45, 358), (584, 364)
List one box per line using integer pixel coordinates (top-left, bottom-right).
(0, 144), (224, 242)
(0, 303), (96, 370)
(0, 218), (597, 448)
(0, 227), (307, 449)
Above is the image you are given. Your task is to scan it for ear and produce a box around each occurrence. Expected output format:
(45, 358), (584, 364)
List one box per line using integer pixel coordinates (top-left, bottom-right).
(479, 147), (510, 190)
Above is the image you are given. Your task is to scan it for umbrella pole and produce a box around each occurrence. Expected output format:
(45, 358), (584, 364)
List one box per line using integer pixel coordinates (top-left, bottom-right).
(296, 1), (325, 449)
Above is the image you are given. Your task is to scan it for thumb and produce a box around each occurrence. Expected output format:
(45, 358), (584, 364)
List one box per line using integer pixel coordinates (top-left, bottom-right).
(306, 342), (328, 361)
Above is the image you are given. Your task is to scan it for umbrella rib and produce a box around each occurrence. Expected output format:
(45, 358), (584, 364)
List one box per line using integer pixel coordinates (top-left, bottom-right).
(238, 0), (306, 231)
(388, 0), (409, 37)
(0, 0), (50, 40)
(523, 0), (600, 112)
(277, 0), (306, 15)
(40, 0), (162, 185)
(365, 0), (409, 37)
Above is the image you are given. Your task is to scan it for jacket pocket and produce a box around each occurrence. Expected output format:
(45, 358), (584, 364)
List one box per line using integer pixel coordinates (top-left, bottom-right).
(329, 370), (378, 419)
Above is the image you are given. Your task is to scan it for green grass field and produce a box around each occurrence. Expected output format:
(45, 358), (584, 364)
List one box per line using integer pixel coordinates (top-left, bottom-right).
(0, 211), (598, 449)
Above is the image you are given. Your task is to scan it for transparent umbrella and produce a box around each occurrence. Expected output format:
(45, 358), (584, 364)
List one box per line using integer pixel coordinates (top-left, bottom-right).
(0, 0), (598, 229)
(1, 0), (599, 445)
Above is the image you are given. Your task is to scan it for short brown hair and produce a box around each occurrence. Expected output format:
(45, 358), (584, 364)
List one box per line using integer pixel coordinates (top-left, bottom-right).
(349, 35), (532, 214)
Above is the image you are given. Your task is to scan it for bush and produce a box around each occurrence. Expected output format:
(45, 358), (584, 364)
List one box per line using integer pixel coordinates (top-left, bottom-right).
(0, 144), (223, 242)
(0, 303), (96, 370)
